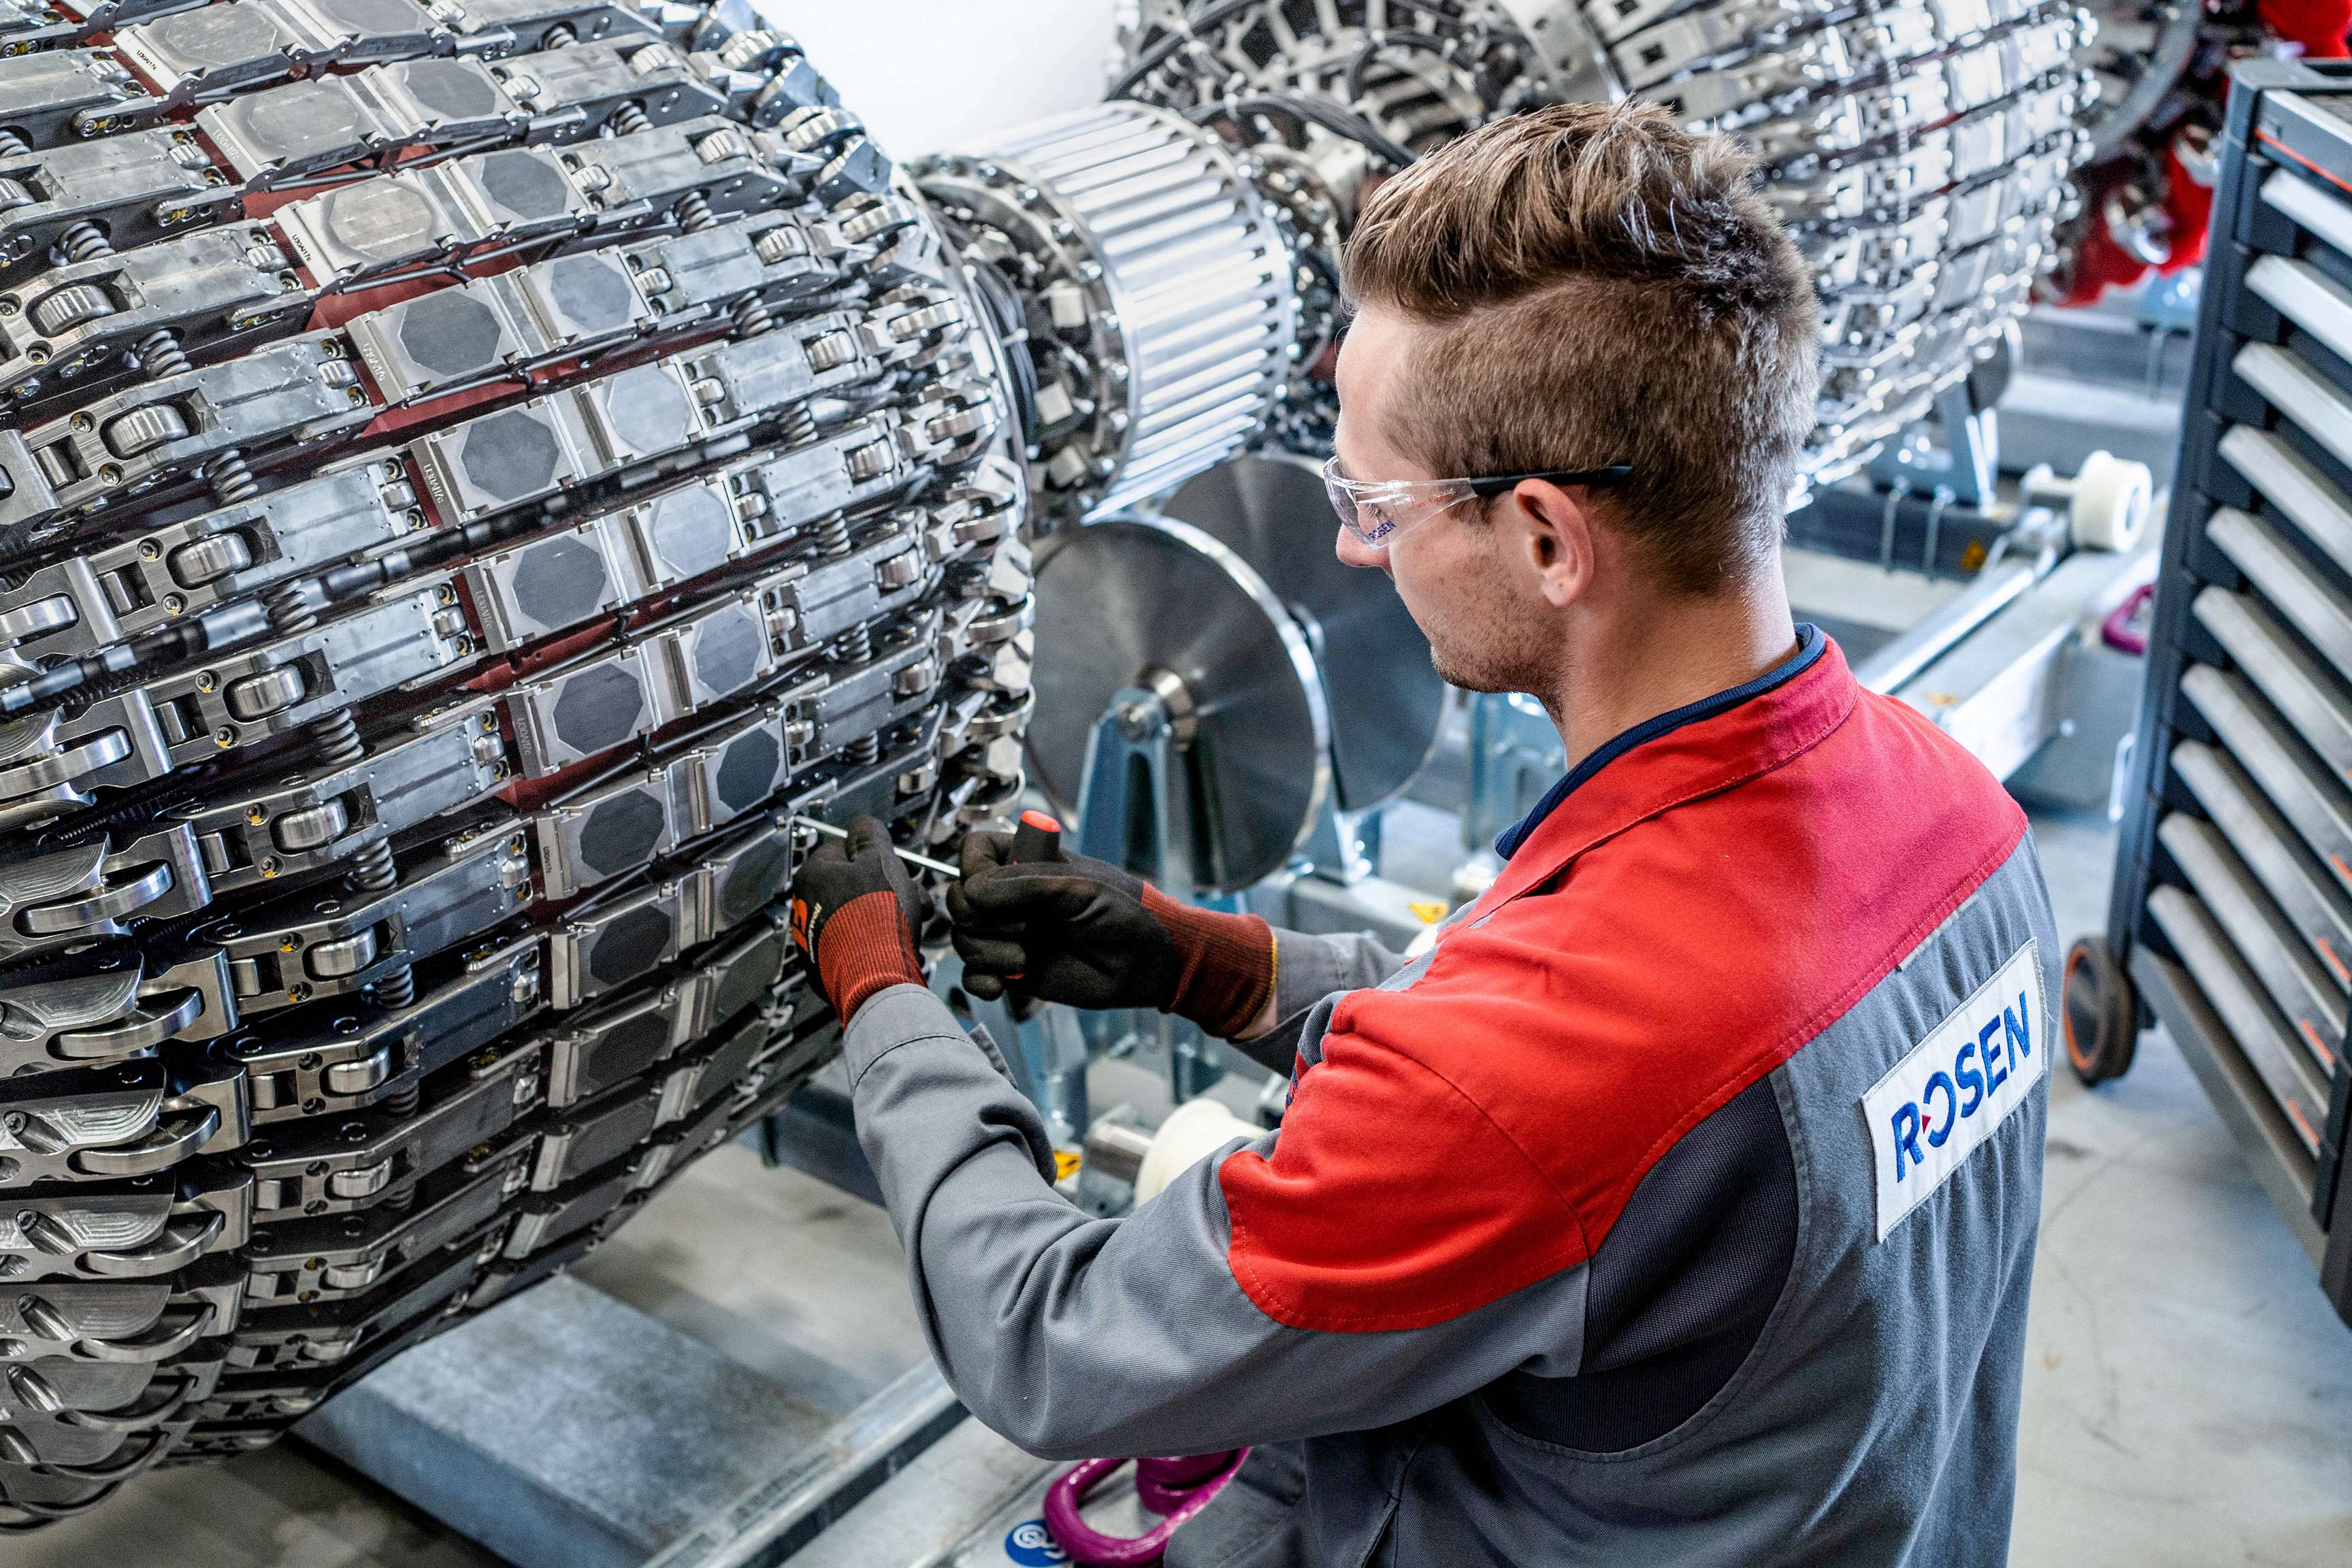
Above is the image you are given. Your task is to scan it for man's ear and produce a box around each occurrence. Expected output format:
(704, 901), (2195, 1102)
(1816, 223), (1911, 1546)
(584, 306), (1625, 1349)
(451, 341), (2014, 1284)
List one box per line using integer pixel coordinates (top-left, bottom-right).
(1508, 479), (1597, 609)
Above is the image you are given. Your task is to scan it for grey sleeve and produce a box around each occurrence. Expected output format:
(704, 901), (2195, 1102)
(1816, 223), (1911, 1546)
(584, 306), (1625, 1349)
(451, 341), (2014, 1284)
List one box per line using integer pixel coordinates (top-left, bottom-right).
(1222, 928), (1405, 1075)
(843, 983), (1586, 1460)
(1273, 928), (1402, 1016)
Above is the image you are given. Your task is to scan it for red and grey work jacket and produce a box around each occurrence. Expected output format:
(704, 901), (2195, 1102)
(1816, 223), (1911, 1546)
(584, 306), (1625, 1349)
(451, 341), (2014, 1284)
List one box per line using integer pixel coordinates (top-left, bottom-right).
(843, 628), (2055, 1566)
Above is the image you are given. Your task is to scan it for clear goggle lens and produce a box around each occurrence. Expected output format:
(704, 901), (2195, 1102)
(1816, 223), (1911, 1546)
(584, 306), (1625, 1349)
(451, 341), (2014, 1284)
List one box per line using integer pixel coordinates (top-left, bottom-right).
(1320, 458), (1633, 549)
(1321, 457), (1472, 549)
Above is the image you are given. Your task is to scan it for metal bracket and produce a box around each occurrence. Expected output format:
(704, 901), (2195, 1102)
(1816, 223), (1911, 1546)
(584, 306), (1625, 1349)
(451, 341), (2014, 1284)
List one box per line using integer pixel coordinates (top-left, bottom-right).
(1068, 683), (1230, 1102)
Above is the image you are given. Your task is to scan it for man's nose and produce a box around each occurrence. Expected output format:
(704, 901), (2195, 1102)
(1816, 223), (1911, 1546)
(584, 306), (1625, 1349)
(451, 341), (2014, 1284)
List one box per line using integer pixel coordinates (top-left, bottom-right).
(1335, 525), (1389, 573)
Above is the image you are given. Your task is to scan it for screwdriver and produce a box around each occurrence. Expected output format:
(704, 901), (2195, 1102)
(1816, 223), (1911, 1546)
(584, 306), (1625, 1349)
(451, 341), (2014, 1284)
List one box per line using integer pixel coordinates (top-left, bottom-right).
(1001, 810), (1064, 993)
(1009, 809), (1064, 864)
(791, 816), (962, 879)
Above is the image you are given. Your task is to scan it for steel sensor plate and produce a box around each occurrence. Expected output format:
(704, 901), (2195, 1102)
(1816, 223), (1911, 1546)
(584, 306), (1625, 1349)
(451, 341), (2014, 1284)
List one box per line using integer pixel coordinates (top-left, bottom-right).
(1028, 515), (1330, 893)
(1157, 454), (1443, 815)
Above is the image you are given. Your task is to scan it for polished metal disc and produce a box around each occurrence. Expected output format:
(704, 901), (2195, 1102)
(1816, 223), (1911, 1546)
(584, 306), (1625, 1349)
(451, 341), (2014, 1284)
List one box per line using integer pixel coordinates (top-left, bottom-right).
(1159, 453), (1446, 813)
(1029, 514), (1330, 892)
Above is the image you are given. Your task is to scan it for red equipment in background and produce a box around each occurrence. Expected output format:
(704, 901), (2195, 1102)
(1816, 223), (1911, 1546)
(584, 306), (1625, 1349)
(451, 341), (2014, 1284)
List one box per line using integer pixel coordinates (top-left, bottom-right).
(2056, 0), (2352, 304)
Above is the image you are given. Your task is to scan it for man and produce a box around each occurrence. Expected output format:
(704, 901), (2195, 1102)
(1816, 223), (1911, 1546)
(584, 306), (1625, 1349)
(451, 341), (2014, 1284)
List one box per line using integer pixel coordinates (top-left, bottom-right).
(789, 101), (2054, 1564)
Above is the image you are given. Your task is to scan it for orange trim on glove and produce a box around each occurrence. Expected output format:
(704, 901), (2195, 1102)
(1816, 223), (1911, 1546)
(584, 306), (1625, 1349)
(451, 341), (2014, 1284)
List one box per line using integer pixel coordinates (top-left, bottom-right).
(1139, 886), (1277, 1039)
(814, 887), (926, 1023)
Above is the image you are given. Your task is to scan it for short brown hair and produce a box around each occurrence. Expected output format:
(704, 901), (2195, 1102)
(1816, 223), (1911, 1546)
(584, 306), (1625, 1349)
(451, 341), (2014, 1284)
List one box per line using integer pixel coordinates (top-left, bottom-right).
(1342, 101), (1818, 595)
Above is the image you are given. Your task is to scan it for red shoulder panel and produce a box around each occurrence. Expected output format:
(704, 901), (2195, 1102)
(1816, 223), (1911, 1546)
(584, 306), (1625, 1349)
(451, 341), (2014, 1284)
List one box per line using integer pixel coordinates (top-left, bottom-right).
(1218, 644), (2027, 1332)
(1221, 1030), (1589, 1332)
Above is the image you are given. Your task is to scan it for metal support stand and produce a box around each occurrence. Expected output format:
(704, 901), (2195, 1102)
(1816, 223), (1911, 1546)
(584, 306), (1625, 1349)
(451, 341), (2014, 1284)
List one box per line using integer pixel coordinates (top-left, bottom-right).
(1871, 324), (2013, 508)
(1074, 681), (1203, 902)
(1298, 794), (1379, 885)
(1066, 683), (1233, 1102)
(1457, 692), (1563, 864)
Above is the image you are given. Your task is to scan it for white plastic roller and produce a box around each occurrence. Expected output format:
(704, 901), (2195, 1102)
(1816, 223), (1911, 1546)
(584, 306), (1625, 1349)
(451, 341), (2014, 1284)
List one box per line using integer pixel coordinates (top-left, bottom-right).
(1134, 1096), (1267, 1204)
(2068, 451), (2156, 553)
(2022, 451), (2157, 553)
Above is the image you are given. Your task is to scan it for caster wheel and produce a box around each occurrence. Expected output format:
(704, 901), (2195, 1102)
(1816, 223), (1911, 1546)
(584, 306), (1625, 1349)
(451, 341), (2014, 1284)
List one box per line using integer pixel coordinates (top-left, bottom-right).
(2068, 451), (2154, 554)
(2063, 936), (2139, 1084)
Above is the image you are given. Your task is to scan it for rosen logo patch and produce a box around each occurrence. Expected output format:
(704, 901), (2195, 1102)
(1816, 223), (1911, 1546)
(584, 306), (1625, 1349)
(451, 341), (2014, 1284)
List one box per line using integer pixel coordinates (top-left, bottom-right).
(1863, 941), (2046, 1241)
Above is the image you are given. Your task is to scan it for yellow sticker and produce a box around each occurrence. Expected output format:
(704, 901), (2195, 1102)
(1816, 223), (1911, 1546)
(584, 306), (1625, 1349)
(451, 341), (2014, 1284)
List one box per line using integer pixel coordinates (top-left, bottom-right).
(1409, 900), (1449, 925)
(1053, 1149), (1083, 1183)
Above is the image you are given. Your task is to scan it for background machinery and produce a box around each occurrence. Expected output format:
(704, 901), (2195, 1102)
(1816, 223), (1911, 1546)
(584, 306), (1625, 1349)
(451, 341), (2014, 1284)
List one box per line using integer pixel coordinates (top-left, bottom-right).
(0, 0), (2168, 1542)
(2054, 0), (2352, 310)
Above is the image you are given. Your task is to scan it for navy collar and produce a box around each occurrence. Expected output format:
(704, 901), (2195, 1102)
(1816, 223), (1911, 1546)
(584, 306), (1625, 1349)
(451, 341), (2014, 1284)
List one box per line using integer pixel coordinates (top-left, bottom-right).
(1494, 623), (1827, 861)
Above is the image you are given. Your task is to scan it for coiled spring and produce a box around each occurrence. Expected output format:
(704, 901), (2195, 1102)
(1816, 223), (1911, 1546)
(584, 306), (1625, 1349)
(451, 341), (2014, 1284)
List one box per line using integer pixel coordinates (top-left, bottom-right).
(835, 621), (881, 764)
(777, 406), (819, 446)
(307, 708), (368, 768)
(264, 582), (319, 637)
(206, 451), (259, 506)
(344, 838), (398, 895)
(56, 220), (111, 263)
(137, 329), (191, 378)
(734, 296), (777, 338)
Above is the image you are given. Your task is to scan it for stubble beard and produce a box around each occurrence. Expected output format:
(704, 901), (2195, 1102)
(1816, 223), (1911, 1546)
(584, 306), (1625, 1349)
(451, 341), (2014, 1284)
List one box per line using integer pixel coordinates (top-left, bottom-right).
(1426, 604), (1552, 697)
(1413, 572), (1554, 699)
(1430, 642), (1501, 693)
(1430, 640), (1547, 699)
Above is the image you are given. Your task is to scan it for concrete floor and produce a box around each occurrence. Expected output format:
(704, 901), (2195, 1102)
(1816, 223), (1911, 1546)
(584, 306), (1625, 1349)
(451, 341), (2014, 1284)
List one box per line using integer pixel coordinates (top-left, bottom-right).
(2011, 812), (2352, 1566)
(29, 810), (2352, 1565)
(29, 1443), (504, 1568)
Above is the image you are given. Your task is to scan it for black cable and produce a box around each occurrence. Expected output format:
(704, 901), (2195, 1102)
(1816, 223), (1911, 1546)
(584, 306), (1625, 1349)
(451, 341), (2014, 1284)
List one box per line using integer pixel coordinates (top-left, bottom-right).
(1108, 0), (1268, 100)
(1187, 93), (1419, 170)
(977, 264), (1042, 451)
(931, 210), (1042, 450)
(1112, 0), (1480, 101)
(1343, 29), (1452, 104)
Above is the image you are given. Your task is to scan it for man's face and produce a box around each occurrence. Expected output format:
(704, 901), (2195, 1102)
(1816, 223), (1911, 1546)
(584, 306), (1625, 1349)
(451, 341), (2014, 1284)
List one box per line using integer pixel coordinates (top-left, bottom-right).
(1332, 305), (1547, 695)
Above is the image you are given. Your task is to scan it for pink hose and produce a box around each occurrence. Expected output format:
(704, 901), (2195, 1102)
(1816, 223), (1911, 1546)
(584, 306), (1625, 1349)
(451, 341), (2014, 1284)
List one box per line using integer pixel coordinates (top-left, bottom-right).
(1041, 1449), (1249, 1566)
(2104, 582), (2155, 655)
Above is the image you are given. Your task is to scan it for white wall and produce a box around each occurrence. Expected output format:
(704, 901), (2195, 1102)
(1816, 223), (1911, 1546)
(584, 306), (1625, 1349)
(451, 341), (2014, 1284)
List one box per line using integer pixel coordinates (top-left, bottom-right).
(755, 1), (1121, 159)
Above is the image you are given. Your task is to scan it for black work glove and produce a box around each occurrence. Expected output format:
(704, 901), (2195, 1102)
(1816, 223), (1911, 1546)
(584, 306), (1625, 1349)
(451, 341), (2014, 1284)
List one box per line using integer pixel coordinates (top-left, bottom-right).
(947, 817), (1275, 1039)
(789, 815), (928, 1024)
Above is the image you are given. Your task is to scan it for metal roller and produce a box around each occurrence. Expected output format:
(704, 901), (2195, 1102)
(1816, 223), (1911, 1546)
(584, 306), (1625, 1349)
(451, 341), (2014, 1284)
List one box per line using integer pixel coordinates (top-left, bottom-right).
(919, 101), (1301, 524)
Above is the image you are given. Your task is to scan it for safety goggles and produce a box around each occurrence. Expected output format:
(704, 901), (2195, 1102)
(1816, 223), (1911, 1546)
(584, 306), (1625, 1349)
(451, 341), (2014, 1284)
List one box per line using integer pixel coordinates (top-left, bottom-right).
(1320, 455), (1634, 549)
